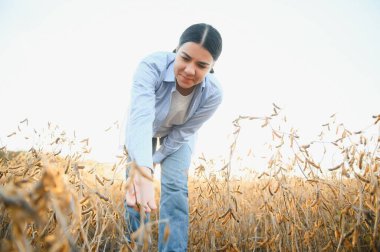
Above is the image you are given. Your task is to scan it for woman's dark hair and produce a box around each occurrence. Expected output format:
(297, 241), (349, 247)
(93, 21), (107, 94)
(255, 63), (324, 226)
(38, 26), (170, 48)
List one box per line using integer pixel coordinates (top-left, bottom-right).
(178, 23), (222, 61)
(173, 23), (222, 73)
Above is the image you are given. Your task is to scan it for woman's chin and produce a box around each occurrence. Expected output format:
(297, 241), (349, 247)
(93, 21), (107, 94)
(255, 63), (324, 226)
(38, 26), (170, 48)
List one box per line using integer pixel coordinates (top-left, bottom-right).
(178, 81), (194, 89)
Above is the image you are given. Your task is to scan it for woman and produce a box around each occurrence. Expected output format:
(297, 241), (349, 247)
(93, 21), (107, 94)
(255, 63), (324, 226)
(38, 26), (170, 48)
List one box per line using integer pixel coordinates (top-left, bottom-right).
(124, 23), (223, 251)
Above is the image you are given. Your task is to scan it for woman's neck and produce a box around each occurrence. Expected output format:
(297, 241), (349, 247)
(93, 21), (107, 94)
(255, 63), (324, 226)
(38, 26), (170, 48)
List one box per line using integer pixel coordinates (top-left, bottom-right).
(176, 82), (196, 96)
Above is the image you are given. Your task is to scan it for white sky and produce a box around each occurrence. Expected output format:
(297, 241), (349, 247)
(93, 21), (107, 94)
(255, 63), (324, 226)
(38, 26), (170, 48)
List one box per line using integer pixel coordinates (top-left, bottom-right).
(1, 0), (379, 172)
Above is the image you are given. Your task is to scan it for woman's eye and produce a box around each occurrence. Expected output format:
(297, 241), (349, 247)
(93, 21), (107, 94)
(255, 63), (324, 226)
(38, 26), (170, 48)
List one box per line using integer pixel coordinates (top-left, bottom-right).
(182, 56), (190, 61)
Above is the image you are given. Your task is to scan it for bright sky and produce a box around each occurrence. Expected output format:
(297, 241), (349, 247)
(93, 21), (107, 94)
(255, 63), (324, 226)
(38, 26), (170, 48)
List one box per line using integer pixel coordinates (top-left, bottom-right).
(1, 0), (379, 174)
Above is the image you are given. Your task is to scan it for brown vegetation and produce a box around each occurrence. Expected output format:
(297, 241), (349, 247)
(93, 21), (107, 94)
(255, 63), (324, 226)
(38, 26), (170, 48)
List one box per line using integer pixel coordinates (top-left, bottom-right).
(0, 107), (379, 251)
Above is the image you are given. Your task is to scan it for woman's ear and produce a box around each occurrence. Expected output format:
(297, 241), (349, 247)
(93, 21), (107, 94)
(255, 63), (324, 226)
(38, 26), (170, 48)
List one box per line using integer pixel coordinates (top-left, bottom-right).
(209, 62), (215, 73)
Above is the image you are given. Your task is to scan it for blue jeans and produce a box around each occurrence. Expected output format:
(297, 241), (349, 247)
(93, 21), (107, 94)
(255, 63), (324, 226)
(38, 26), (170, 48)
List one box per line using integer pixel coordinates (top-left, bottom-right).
(125, 137), (191, 252)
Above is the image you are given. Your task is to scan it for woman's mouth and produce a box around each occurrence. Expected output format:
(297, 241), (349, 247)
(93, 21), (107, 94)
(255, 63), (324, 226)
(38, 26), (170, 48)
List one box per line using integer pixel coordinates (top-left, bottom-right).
(180, 74), (194, 81)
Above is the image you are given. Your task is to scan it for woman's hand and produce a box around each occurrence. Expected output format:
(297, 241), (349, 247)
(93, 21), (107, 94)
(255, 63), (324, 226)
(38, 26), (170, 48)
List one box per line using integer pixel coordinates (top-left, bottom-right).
(125, 166), (157, 213)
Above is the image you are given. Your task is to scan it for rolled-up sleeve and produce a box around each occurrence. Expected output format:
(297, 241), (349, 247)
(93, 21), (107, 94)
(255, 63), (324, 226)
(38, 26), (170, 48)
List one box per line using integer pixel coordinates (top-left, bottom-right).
(152, 87), (223, 164)
(125, 55), (162, 169)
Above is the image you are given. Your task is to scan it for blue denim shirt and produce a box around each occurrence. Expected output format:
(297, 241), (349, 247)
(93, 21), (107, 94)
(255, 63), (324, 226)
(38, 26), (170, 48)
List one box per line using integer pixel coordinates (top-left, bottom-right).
(125, 51), (223, 170)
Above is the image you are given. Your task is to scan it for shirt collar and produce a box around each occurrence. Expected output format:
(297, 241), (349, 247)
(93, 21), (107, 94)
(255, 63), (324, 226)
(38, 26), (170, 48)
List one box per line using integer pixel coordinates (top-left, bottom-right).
(163, 61), (175, 82)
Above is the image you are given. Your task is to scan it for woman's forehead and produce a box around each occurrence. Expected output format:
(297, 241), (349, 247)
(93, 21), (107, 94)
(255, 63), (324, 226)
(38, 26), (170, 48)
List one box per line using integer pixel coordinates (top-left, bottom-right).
(178, 42), (214, 64)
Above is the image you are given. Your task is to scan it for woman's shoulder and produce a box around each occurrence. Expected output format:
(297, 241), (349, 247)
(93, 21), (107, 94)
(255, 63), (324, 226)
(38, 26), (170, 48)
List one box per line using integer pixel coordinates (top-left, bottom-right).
(205, 73), (223, 96)
(141, 51), (176, 67)
(133, 51), (175, 83)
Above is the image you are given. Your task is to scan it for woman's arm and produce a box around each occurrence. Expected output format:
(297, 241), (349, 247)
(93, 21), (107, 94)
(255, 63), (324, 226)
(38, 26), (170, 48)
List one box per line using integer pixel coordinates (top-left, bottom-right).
(125, 54), (163, 171)
(125, 53), (167, 213)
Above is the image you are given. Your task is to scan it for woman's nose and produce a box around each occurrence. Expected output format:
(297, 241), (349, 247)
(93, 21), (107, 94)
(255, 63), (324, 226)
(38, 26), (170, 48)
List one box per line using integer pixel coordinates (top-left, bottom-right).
(184, 64), (195, 75)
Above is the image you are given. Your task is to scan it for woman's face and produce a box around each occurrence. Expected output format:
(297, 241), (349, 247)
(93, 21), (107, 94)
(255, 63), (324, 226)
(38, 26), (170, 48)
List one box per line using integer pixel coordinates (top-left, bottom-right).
(174, 42), (214, 92)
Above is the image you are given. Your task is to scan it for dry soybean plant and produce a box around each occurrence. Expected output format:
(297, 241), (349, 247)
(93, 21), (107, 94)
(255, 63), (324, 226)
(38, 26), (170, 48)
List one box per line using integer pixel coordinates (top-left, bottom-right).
(189, 105), (379, 251)
(0, 122), (132, 251)
(1, 108), (379, 251)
